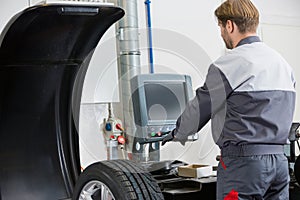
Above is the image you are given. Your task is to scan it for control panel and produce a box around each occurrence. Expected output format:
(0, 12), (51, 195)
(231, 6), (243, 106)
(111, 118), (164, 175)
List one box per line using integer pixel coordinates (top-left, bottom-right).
(138, 125), (199, 145)
(146, 125), (175, 138)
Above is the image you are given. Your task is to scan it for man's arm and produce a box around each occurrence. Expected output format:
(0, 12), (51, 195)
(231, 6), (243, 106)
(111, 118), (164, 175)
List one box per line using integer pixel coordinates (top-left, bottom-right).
(162, 64), (233, 145)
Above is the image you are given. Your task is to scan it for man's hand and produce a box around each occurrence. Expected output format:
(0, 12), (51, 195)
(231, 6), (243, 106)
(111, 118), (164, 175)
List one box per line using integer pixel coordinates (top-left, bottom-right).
(161, 131), (174, 146)
(161, 130), (186, 146)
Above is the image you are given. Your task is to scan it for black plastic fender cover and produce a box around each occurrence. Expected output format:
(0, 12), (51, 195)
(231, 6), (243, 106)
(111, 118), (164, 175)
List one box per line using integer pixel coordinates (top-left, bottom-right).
(0, 4), (124, 200)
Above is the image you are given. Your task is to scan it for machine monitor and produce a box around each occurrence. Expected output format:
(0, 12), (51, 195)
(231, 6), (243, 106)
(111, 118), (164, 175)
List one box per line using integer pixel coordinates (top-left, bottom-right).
(130, 73), (194, 142)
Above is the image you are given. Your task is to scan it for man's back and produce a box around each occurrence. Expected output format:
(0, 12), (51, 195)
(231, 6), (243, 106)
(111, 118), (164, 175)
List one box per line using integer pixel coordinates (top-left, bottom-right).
(212, 38), (296, 147)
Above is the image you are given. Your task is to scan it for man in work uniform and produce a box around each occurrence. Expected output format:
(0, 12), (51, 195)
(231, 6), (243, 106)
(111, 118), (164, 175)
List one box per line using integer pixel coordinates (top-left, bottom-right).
(162, 0), (296, 199)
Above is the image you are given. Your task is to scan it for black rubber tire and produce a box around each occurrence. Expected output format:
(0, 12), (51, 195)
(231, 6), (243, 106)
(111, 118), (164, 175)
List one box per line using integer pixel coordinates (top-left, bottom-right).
(72, 159), (164, 200)
(295, 156), (300, 185)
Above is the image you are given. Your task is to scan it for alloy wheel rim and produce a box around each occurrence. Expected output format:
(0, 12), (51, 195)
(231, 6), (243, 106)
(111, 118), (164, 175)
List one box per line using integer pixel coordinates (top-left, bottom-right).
(79, 180), (115, 200)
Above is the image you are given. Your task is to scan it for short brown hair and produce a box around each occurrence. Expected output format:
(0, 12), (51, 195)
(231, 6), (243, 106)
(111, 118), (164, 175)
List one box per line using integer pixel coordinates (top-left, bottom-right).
(215, 0), (259, 33)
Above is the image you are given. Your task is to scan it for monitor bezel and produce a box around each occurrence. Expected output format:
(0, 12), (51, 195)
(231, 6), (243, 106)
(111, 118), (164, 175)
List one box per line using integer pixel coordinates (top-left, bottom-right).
(131, 73), (194, 127)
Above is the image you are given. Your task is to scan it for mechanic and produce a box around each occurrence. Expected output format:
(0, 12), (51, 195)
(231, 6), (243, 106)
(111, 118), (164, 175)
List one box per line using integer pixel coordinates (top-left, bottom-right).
(162, 0), (296, 199)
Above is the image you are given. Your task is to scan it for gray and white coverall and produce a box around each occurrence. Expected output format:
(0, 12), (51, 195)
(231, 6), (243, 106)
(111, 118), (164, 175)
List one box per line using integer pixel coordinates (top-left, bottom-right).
(173, 36), (296, 200)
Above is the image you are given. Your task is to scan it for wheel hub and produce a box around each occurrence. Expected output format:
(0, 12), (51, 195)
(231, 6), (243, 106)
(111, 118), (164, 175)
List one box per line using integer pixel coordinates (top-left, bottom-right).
(79, 180), (115, 200)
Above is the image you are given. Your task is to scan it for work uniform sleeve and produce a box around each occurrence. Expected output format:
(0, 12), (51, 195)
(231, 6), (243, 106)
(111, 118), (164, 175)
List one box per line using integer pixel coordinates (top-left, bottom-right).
(173, 64), (233, 142)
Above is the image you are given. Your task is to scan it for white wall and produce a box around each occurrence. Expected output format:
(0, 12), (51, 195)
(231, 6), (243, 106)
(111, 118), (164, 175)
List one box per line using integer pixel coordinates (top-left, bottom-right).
(0, 0), (28, 34)
(81, 27), (120, 103)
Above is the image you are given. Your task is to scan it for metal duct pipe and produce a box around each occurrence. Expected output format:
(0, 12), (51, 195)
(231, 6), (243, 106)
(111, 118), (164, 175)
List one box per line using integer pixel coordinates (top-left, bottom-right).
(113, 0), (141, 154)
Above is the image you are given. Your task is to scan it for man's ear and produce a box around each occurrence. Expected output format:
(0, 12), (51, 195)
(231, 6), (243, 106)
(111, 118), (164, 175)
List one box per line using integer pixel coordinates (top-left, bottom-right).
(226, 20), (234, 33)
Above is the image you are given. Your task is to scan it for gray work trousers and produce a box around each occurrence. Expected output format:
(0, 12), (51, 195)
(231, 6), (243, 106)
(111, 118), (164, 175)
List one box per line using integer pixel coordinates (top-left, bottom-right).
(217, 154), (289, 200)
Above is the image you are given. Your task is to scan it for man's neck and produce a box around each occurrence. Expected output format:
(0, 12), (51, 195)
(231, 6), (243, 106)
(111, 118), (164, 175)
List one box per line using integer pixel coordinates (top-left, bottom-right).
(233, 33), (257, 48)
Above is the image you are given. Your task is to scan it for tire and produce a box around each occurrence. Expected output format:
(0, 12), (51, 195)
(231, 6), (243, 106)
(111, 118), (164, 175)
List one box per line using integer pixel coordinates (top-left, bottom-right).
(72, 159), (164, 200)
